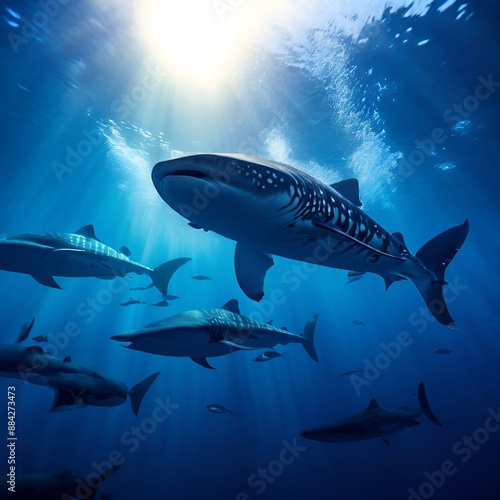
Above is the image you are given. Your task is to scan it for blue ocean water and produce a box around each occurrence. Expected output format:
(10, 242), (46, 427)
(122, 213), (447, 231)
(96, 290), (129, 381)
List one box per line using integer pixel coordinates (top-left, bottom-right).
(1, 0), (499, 499)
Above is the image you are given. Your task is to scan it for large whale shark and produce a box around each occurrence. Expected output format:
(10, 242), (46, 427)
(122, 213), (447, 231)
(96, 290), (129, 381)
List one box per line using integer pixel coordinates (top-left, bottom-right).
(301, 381), (442, 444)
(152, 154), (469, 327)
(111, 299), (318, 369)
(0, 224), (190, 294)
(0, 322), (159, 414)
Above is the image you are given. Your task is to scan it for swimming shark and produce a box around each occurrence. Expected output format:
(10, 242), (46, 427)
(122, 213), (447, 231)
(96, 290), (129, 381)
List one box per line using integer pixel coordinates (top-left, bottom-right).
(0, 224), (190, 294)
(301, 381), (442, 443)
(152, 154), (469, 328)
(0, 466), (120, 500)
(110, 299), (318, 369)
(0, 330), (159, 414)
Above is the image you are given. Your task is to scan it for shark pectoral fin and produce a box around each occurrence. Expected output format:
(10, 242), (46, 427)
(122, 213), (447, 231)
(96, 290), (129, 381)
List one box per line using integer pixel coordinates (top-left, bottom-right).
(218, 340), (257, 351)
(75, 224), (101, 242)
(330, 178), (362, 207)
(128, 372), (160, 415)
(190, 357), (216, 370)
(15, 318), (35, 344)
(32, 274), (62, 289)
(151, 257), (191, 294)
(50, 389), (79, 412)
(417, 381), (443, 426)
(234, 242), (274, 301)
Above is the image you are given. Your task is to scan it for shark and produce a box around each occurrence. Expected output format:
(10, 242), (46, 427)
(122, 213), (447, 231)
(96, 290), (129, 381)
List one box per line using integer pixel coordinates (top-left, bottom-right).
(152, 154), (469, 328)
(0, 467), (120, 500)
(0, 224), (190, 294)
(0, 322), (159, 414)
(301, 381), (442, 444)
(110, 299), (318, 369)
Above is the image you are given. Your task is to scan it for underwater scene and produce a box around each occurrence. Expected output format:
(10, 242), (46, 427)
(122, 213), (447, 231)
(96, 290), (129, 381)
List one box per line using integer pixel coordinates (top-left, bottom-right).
(1, 0), (499, 499)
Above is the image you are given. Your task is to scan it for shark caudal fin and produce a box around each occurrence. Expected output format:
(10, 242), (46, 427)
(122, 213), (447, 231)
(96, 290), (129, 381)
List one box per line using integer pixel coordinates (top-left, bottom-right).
(411, 219), (469, 329)
(128, 372), (160, 415)
(151, 257), (191, 295)
(417, 381), (443, 427)
(301, 315), (319, 362)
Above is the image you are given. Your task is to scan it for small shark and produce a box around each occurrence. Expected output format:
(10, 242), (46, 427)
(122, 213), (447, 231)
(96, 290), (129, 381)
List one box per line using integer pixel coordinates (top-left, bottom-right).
(0, 465), (120, 500)
(206, 403), (233, 414)
(0, 326), (159, 414)
(0, 224), (190, 294)
(152, 154), (469, 327)
(191, 274), (212, 281)
(336, 369), (364, 378)
(301, 381), (442, 443)
(111, 299), (318, 369)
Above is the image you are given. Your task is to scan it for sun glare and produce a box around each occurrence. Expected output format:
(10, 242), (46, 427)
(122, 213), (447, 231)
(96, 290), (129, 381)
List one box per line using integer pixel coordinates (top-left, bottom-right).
(139, 0), (285, 86)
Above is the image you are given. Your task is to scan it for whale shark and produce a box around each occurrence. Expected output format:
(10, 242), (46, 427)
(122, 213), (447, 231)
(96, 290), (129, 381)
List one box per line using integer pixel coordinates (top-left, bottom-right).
(152, 154), (469, 327)
(0, 224), (190, 294)
(111, 299), (318, 369)
(0, 323), (159, 414)
(301, 381), (442, 443)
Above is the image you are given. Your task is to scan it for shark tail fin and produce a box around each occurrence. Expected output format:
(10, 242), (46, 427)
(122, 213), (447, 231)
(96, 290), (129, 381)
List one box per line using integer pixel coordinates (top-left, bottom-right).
(301, 315), (319, 362)
(151, 257), (191, 294)
(128, 372), (160, 415)
(417, 381), (443, 427)
(411, 220), (469, 329)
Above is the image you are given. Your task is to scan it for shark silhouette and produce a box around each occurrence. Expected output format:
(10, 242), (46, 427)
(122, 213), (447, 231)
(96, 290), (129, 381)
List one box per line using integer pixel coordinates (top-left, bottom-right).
(152, 154), (468, 327)
(301, 381), (442, 443)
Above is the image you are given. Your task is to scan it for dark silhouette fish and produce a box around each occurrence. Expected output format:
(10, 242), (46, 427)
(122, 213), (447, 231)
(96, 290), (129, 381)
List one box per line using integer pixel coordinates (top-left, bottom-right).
(206, 403), (233, 414)
(32, 334), (48, 343)
(336, 369), (364, 378)
(153, 154), (468, 328)
(191, 275), (212, 281)
(434, 348), (452, 355)
(352, 320), (365, 326)
(121, 298), (145, 306)
(253, 350), (285, 362)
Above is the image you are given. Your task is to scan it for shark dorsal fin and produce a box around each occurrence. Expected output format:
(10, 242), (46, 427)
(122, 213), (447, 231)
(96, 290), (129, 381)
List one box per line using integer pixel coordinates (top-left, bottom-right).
(392, 231), (407, 246)
(330, 179), (362, 207)
(367, 398), (380, 410)
(63, 356), (71, 363)
(119, 245), (132, 257)
(220, 299), (240, 314)
(75, 225), (101, 242)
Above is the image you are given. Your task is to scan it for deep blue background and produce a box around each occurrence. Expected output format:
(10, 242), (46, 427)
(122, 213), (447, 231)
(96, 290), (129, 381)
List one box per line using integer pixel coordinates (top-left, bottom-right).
(1, 1), (499, 499)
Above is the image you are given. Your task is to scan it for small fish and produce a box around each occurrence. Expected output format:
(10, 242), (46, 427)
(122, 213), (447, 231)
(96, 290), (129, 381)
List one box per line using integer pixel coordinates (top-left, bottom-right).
(206, 403), (233, 414)
(352, 321), (365, 326)
(121, 298), (145, 306)
(253, 351), (285, 362)
(32, 334), (48, 343)
(434, 348), (452, 355)
(130, 286), (148, 291)
(191, 275), (212, 281)
(336, 369), (364, 378)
